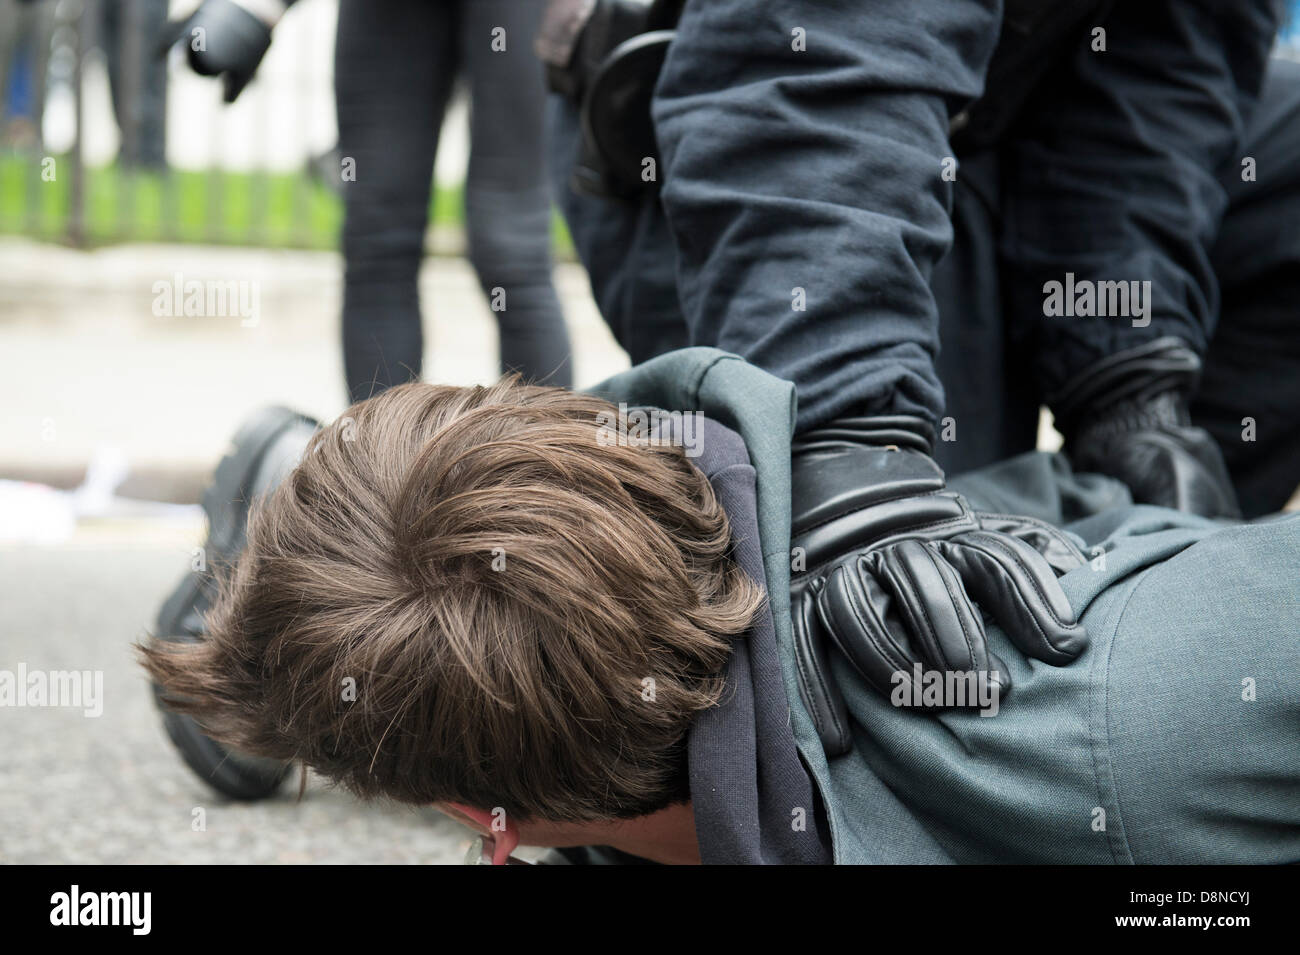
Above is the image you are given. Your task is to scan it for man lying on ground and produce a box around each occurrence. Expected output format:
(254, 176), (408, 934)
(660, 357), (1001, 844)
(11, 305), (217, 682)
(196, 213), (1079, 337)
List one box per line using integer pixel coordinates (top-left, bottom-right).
(140, 349), (1300, 864)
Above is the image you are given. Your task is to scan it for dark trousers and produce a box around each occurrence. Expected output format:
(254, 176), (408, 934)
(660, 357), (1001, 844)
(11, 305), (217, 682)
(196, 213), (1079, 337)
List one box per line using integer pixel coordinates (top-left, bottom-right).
(336, 0), (572, 403)
(935, 58), (1300, 517)
(101, 0), (169, 169)
(553, 57), (1300, 516)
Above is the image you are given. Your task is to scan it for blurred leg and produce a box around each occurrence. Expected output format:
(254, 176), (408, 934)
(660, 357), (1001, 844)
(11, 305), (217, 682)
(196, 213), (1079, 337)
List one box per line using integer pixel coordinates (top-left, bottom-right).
(337, 0), (459, 403)
(25, 0), (57, 153)
(0, 0), (52, 136)
(1195, 58), (1300, 516)
(461, 0), (572, 387)
(132, 0), (169, 168)
(102, 0), (168, 169)
(0, 2), (15, 119)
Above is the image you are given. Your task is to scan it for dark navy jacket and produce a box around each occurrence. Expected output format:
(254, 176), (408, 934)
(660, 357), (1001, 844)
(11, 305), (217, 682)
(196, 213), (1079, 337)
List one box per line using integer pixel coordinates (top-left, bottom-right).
(556, 0), (1283, 432)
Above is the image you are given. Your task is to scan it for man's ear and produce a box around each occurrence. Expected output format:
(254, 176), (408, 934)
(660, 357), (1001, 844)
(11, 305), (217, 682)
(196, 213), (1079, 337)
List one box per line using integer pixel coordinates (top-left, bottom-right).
(445, 803), (520, 865)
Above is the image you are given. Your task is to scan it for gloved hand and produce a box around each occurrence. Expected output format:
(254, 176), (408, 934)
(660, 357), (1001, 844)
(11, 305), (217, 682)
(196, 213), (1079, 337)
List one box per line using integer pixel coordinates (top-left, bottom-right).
(159, 0), (282, 103)
(1049, 337), (1241, 519)
(789, 416), (1088, 756)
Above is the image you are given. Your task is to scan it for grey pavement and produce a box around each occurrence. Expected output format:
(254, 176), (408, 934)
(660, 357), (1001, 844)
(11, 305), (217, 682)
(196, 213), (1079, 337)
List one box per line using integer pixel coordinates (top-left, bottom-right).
(0, 531), (539, 864)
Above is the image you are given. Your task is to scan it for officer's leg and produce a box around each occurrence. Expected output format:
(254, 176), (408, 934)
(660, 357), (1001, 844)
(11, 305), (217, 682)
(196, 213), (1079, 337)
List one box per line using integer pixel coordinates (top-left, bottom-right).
(931, 149), (1040, 476)
(1194, 57), (1300, 516)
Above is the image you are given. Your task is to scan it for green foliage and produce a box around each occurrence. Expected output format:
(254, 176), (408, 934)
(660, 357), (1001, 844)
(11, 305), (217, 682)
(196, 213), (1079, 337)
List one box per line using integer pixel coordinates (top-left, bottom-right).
(0, 153), (574, 257)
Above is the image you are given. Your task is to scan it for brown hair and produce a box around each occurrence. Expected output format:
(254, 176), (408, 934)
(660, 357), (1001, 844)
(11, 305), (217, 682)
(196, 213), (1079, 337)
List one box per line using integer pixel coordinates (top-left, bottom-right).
(140, 378), (764, 822)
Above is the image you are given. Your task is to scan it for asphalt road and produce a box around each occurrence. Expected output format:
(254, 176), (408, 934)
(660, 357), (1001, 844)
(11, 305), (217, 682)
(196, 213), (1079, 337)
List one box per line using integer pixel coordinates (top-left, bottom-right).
(0, 521), (515, 864)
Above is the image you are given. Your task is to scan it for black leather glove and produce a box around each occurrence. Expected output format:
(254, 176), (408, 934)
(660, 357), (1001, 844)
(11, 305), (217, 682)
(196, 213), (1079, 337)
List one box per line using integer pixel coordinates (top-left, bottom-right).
(159, 0), (278, 103)
(790, 416), (1088, 756)
(1050, 337), (1241, 519)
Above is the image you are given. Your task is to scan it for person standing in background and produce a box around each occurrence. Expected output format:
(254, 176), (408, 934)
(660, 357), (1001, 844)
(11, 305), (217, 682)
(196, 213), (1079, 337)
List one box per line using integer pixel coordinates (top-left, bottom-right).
(0, 0), (56, 149)
(336, 0), (572, 399)
(104, 0), (170, 169)
(168, 0), (573, 399)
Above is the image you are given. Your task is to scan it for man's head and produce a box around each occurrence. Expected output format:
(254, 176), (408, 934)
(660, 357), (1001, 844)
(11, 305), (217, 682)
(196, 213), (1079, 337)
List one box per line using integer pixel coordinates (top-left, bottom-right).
(141, 378), (762, 837)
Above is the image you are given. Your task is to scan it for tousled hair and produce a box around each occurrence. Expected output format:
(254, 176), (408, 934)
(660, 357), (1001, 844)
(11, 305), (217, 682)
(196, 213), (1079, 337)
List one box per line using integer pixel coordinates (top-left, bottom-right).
(140, 378), (764, 822)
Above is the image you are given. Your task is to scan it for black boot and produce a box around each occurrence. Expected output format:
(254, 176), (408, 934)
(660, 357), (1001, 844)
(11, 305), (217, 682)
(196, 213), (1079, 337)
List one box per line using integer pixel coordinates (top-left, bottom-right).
(153, 406), (319, 799)
(1049, 337), (1241, 519)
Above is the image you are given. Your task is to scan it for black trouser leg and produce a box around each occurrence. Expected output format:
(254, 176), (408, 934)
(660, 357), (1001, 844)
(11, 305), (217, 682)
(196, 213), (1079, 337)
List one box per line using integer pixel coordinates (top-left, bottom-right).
(931, 150), (1040, 475)
(461, 0), (572, 387)
(1194, 57), (1300, 517)
(336, 0), (458, 403)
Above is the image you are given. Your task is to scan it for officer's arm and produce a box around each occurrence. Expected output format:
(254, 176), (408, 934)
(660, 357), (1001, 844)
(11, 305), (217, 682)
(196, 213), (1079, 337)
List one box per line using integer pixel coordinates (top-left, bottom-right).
(652, 0), (1002, 433)
(999, 0), (1282, 396)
